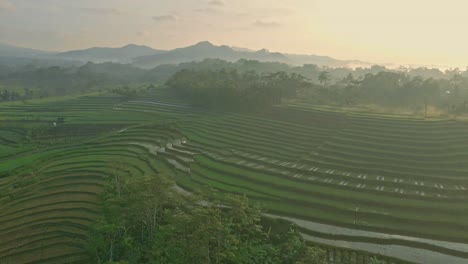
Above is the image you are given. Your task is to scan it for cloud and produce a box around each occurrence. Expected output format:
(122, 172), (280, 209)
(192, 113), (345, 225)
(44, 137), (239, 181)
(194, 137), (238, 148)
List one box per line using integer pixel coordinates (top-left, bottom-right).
(253, 20), (281, 28)
(137, 30), (150, 37)
(208, 0), (225, 6)
(236, 12), (249, 18)
(194, 7), (219, 14)
(80, 7), (123, 15)
(267, 7), (295, 16)
(0, 0), (16, 11)
(153, 14), (178, 22)
(226, 26), (251, 31)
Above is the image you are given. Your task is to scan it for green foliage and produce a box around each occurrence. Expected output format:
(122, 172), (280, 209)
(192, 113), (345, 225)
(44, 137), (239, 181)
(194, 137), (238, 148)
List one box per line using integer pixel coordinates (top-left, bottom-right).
(368, 256), (385, 264)
(304, 70), (468, 116)
(111, 86), (139, 100)
(2, 58), (468, 115)
(0, 63), (146, 100)
(318, 71), (330, 85)
(87, 169), (326, 264)
(166, 69), (310, 110)
(0, 87), (26, 102)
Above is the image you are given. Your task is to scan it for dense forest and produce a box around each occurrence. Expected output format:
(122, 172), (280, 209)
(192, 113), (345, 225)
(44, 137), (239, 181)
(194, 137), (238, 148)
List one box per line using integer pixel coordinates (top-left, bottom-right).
(166, 69), (308, 110)
(305, 71), (468, 116)
(1, 59), (468, 116)
(165, 64), (468, 115)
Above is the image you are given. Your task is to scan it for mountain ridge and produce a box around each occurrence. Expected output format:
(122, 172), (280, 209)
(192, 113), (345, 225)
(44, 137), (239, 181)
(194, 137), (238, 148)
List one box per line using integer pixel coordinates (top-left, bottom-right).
(56, 44), (166, 63)
(132, 41), (370, 68)
(0, 43), (56, 57)
(0, 41), (371, 68)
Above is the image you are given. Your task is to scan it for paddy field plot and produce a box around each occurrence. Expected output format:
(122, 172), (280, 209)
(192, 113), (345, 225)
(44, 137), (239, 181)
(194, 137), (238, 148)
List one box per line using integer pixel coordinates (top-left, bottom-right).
(1, 90), (468, 263)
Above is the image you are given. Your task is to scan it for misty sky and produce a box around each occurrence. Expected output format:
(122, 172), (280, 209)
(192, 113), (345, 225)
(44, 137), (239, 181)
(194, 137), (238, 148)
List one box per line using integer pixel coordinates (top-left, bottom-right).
(1, 0), (468, 67)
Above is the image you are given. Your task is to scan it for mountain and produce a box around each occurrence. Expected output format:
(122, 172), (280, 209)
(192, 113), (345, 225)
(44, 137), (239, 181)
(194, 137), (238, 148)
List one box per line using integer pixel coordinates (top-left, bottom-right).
(133, 41), (370, 69)
(0, 56), (81, 68)
(56, 44), (166, 63)
(249, 48), (293, 63)
(230, 46), (255, 52)
(133, 41), (294, 68)
(0, 41), (372, 69)
(0, 43), (81, 67)
(0, 43), (55, 58)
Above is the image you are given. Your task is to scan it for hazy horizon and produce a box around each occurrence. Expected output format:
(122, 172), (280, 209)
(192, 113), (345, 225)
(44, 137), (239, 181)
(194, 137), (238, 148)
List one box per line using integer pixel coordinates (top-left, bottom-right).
(2, 2), (468, 264)
(1, 0), (468, 68)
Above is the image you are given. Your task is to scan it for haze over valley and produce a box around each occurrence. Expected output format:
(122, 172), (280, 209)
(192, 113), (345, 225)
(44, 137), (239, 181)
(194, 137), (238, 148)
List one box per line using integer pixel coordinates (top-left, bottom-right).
(1, 1), (468, 264)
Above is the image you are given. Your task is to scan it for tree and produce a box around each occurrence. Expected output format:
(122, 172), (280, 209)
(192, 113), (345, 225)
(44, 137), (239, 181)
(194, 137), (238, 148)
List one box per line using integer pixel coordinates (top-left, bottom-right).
(87, 168), (328, 264)
(341, 73), (355, 85)
(318, 71), (330, 85)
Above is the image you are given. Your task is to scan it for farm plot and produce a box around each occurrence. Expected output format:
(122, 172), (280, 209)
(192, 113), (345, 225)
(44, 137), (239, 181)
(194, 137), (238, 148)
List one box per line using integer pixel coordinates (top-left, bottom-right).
(163, 104), (468, 261)
(0, 93), (188, 263)
(2, 90), (468, 263)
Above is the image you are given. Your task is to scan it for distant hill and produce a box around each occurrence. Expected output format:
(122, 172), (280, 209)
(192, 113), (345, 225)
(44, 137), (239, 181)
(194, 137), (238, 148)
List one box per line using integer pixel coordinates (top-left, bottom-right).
(0, 56), (80, 68)
(133, 41), (294, 68)
(132, 41), (370, 69)
(0, 43), (55, 58)
(0, 41), (372, 69)
(0, 43), (80, 67)
(56, 44), (166, 63)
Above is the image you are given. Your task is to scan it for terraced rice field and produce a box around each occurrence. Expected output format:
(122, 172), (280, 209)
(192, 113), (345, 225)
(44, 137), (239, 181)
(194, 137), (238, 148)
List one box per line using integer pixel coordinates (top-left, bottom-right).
(0, 93), (187, 263)
(1, 89), (468, 263)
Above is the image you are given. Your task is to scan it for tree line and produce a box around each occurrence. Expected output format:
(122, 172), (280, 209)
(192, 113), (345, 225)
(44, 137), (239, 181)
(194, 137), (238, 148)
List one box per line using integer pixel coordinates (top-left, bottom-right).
(0, 62), (147, 99)
(164, 66), (468, 116)
(310, 70), (468, 116)
(2, 59), (468, 116)
(166, 69), (310, 110)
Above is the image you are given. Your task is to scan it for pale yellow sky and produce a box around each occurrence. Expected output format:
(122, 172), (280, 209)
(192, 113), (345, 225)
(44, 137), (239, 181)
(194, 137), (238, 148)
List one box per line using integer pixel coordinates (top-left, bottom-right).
(1, 0), (467, 67)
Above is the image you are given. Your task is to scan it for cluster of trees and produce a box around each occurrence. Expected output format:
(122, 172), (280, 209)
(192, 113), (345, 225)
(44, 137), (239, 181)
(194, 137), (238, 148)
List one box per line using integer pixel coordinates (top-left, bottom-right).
(110, 86), (139, 101)
(0, 66), (99, 97)
(166, 69), (310, 110)
(0, 62), (147, 100)
(86, 166), (326, 264)
(0, 87), (35, 102)
(310, 71), (468, 116)
(147, 59), (468, 116)
(143, 59), (383, 85)
(110, 84), (157, 101)
(0, 88), (21, 102)
(145, 58), (468, 86)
